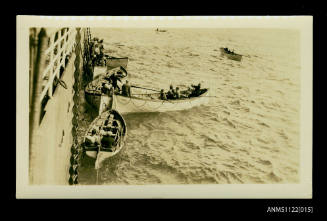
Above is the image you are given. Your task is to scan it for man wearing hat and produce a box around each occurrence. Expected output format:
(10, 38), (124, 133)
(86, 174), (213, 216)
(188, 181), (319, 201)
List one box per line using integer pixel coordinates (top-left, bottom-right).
(101, 82), (112, 96)
(84, 128), (100, 150)
(191, 83), (201, 97)
(167, 85), (175, 99)
(160, 89), (167, 100)
(122, 80), (132, 97)
(108, 72), (122, 93)
(98, 39), (104, 64)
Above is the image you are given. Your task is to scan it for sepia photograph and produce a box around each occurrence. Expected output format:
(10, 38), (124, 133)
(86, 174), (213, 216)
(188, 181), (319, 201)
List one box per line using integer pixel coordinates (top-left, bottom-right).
(17, 16), (312, 198)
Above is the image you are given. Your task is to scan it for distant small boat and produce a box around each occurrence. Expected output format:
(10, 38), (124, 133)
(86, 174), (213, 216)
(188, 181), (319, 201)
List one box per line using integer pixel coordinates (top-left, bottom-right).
(220, 47), (242, 62)
(82, 108), (127, 169)
(155, 28), (167, 32)
(104, 55), (129, 70)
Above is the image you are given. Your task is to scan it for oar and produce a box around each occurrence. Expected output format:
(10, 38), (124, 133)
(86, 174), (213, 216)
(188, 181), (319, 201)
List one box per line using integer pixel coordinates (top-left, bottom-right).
(131, 85), (161, 93)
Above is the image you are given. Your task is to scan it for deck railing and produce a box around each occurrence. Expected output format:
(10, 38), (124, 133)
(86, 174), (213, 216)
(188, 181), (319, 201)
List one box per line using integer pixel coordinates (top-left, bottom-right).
(39, 28), (77, 102)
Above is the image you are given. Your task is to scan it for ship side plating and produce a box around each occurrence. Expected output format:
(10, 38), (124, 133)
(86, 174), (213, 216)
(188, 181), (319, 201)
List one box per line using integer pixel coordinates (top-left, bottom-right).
(29, 28), (91, 185)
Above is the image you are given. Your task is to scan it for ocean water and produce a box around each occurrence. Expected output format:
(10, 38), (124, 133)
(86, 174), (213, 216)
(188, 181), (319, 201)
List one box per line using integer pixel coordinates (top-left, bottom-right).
(78, 28), (300, 184)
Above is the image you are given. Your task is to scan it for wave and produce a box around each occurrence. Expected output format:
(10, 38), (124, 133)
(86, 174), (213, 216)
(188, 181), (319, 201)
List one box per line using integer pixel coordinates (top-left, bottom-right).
(79, 28), (300, 185)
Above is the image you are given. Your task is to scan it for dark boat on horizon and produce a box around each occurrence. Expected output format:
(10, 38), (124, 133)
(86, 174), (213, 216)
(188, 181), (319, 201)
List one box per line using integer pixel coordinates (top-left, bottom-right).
(155, 28), (167, 32)
(220, 47), (242, 62)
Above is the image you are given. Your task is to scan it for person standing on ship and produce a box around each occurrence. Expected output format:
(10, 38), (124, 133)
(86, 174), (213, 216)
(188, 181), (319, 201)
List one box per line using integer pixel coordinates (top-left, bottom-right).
(86, 59), (93, 81)
(90, 40), (97, 66)
(94, 44), (100, 65)
(89, 39), (95, 58)
(98, 39), (105, 65)
(108, 73), (122, 93)
(122, 80), (132, 97)
(102, 82), (112, 96)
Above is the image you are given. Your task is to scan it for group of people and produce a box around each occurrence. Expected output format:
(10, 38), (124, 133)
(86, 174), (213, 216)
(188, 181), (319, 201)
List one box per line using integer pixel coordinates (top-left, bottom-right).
(160, 83), (202, 100)
(90, 37), (105, 66)
(223, 47), (235, 54)
(160, 85), (180, 100)
(84, 114), (120, 152)
(99, 115), (120, 151)
(101, 72), (132, 97)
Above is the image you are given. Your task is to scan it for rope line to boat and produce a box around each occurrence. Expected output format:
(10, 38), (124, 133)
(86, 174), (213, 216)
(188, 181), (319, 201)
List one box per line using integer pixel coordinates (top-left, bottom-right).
(139, 99), (165, 111)
(148, 100), (165, 110)
(116, 94), (169, 111)
(130, 97), (148, 109)
(115, 94), (132, 105)
(134, 96), (166, 111)
(96, 169), (99, 185)
(116, 93), (199, 111)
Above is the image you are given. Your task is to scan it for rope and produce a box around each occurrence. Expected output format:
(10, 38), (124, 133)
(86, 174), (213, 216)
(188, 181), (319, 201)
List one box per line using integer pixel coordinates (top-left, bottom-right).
(116, 93), (195, 112)
(131, 96), (169, 111)
(116, 94), (132, 105)
(146, 100), (165, 111)
(96, 169), (99, 185)
(130, 97), (148, 109)
(131, 85), (161, 93)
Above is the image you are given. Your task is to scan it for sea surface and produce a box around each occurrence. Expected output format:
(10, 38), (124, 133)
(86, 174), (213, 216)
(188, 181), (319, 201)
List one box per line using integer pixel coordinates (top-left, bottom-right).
(78, 28), (300, 184)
